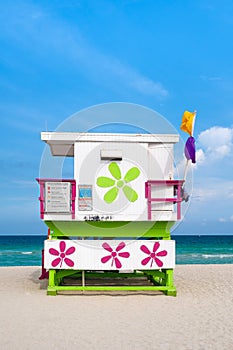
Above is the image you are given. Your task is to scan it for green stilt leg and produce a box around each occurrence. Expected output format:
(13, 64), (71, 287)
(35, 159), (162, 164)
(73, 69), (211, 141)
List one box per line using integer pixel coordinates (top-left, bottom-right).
(164, 269), (176, 296)
(47, 270), (57, 296)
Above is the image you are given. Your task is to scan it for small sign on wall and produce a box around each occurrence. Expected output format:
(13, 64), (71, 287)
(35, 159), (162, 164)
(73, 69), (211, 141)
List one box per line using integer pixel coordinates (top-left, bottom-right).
(45, 182), (71, 212)
(78, 185), (93, 211)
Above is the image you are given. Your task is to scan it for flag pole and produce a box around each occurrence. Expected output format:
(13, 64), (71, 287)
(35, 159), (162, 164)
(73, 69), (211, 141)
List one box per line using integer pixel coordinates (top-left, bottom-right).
(183, 159), (189, 182)
(180, 109), (197, 184)
(191, 110), (197, 137)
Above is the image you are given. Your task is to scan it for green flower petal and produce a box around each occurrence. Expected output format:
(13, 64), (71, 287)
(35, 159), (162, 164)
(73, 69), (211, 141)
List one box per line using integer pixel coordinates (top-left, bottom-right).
(104, 187), (119, 203)
(108, 162), (121, 180)
(96, 177), (115, 188)
(124, 167), (140, 183)
(123, 185), (138, 202)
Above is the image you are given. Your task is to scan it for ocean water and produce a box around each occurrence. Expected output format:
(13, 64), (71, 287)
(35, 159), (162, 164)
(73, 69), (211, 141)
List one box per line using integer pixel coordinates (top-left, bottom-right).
(174, 235), (233, 265)
(0, 236), (46, 267)
(0, 235), (232, 266)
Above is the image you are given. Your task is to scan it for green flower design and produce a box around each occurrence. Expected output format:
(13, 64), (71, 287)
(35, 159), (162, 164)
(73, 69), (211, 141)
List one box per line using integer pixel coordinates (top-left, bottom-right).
(96, 162), (140, 204)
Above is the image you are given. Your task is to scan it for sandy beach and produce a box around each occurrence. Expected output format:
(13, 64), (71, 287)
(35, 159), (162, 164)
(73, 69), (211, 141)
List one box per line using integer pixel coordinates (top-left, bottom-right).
(0, 265), (232, 350)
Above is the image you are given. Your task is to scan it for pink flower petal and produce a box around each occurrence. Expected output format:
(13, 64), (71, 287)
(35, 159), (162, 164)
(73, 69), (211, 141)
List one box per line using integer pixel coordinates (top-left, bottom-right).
(156, 250), (167, 257)
(102, 242), (113, 252)
(49, 248), (59, 256)
(153, 241), (160, 253)
(141, 256), (151, 266)
(154, 257), (163, 268)
(101, 255), (112, 264)
(118, 252), (130, 258)
(60, 241), (66, 253)
(64, 257), (74, 267)
(140, 245), (151, 255)
(116, 242), (125, 252)
(65, 246), (75, 255)
(51, 257), (61, 267)
(114, 257), (122, 268)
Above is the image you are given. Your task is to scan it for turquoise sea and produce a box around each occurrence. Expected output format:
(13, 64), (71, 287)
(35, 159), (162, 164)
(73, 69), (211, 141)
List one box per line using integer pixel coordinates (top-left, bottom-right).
(0, 235), (233, 266)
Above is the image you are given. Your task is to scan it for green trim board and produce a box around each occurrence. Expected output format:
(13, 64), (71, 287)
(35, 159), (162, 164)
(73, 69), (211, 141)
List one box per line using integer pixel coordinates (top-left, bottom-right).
(45, 220), (174, 238)
(47, 269), (176, 296)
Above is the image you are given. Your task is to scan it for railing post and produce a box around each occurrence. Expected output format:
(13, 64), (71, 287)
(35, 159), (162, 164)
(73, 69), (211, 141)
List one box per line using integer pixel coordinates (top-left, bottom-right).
(177, 183), (181, 220)
(71, 181), (76, 219)
(39, 181), (45, 219)
(145, 180), (184, 221)
(36, 179), (76, 220)
(148, 182), (152, 220)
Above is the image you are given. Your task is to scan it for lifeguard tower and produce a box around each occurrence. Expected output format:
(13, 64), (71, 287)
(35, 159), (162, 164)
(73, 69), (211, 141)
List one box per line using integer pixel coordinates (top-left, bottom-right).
(37, 131), (184, 295)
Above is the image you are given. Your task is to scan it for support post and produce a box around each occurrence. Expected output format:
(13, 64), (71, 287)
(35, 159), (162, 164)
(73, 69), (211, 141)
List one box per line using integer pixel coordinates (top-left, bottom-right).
(165, 269), (176, 296)
(47, 270), (57, 296)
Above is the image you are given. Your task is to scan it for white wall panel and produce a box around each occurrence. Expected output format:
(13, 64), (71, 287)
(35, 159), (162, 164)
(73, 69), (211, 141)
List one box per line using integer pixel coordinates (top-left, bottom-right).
(44, 239), (175, 270)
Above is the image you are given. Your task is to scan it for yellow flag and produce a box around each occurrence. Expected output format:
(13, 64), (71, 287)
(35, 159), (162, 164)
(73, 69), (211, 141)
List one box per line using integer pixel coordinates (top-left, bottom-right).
(180, 110), (196, 136)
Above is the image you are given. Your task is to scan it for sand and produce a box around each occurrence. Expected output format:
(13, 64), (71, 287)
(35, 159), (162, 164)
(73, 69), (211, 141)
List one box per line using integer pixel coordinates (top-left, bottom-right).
(0, 265), (232, 350)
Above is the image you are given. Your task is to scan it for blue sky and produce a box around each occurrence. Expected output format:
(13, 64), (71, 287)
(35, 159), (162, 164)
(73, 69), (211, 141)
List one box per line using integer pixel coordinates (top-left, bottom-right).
(0, 0), (233, 235)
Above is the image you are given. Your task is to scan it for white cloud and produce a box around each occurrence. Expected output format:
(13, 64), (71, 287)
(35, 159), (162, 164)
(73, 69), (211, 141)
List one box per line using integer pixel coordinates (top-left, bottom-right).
(192, 186), (216, 202)
(195, 148), (206, 166)
(197, 126), (233, 161)
(192, 178), (233, 202)
(198, 126), (232, 149)
(128, 75), (168, 97)
(200, 75), (222, 81)
(0, 1), (168, 98)
(178, 126), (233, 174)
(89, 55), (168, 96)
(219, 218), (227, 222)
(219, 215), (233, 222)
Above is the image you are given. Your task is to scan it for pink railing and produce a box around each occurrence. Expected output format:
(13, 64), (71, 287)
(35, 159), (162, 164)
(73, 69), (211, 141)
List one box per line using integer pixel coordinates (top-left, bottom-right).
(145, 180), (185, 220)
(36, 179), (76, 219)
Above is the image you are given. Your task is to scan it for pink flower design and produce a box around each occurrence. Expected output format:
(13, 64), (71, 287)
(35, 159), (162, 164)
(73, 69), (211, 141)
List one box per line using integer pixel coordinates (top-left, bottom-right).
(49, 241), (75, 268)
(101, 242), (130, 268)
(140, 242), (167, 268)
